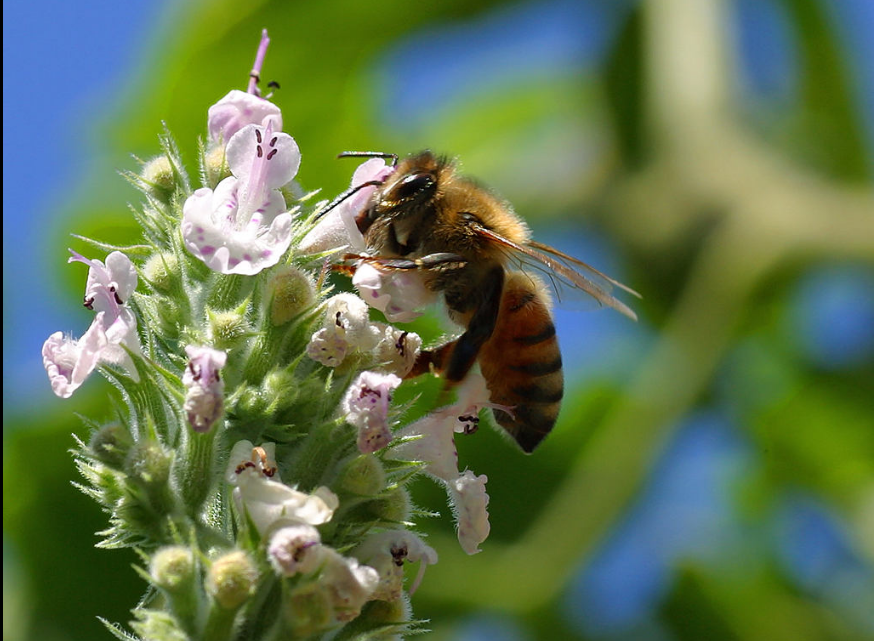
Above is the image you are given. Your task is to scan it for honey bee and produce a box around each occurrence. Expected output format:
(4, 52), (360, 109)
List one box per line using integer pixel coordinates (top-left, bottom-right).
(327, 150), (639, 453)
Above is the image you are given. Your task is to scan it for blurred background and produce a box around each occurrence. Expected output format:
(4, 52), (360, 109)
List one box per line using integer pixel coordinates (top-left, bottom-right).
(4, 0), (873, 639)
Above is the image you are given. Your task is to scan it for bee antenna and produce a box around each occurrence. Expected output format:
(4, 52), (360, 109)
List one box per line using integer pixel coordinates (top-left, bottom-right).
(315, 179), (385, 220)
(337, 151), (399, 167)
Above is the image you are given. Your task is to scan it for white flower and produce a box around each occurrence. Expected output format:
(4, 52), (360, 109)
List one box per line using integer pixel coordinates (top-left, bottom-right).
(341, 371), (402, 454)
(352, 263), (433, 323)
(182, 123), (299, 275)
(43, 250), (141, 397)
(299, 158), (394, 256)
(450, 470), (490, 555)
(319, 548), (379, 622)
(305, 293), (379, 368)
(354, 529), (438, 600)
(182, 345), (227, 433)
(267, 524), (324, 577)
(226, 440), (339, 535)
(305, 327), (348, 368)
(43, 319), (107, 399)
(208, 89), (283, 145)
(388, 371), (500, 554)
(370, 323), (422, 377)
(72, 250), (138, 315)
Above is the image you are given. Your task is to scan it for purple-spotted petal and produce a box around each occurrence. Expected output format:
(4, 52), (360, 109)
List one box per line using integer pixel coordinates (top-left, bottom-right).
(181, 178), (293, 275)
(69, 250), (137, 317)
(226, 123), (300, 192)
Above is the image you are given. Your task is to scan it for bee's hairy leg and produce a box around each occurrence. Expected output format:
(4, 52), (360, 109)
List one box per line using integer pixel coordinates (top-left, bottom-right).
(340, 252), (467, 273)
(404, 341), (456, 379)
(404, 265), (504, 392)
(443, 265), (504, 384)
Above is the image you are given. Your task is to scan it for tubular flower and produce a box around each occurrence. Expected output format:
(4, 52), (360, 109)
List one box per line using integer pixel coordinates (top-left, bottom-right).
(182, 345), (227, 432)
(182, 123), (299, 275)
(305, 293), (379, 368)
(319, 548), (379, 622)
(43, 250), (141, 397)
(208, 91), (283, 145)
(226, 440), (339, 535)
(341, 371), (402, 454)
(388, 371), (502, 554)
(267, 524), (324, 577)
(354, 529), (438, 600)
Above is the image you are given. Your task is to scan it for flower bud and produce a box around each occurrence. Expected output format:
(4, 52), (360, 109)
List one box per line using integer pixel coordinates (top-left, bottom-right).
(335, 454), (386, 497)
(88, 422), (133, 468)
(203, 145), (230, 188)
(266, 266), (315, 326)
(142, 252), (179, 294)
(360, 595), (411, 631)
(262, 369), (299, 412)
(125, 440), (171, 491)
(140, 155), (176, 202)
(284, 581), (333, 636)
(234, 385), (267, 420)
(207, 308), (250, 350)
(150, 546), (196, 593)
(205, 550), (258, 610)
(368, 487), (412, 523)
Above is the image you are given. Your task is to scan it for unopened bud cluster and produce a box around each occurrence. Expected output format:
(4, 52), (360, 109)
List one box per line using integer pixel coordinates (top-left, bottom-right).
(49, 29), (497, 641)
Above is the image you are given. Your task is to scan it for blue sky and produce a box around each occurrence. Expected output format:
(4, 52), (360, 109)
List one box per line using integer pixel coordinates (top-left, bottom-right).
(3, 0), (170, 416)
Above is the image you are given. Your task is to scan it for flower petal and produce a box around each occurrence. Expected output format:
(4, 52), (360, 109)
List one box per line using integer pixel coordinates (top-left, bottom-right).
(207, 89), (283, 144)
(181, 179), (293, 275)
(42, 318), (107, 399)
(449, 470), (490, 555)
(352, 263), (432, 323)
(226, 123), (300, 192)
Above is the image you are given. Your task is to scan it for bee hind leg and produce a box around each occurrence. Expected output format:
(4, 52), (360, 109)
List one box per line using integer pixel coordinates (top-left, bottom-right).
(407, 265), (504, 403)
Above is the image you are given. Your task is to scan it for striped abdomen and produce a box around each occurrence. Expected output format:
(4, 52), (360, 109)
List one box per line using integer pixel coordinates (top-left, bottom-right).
(478, 272), (563, 453)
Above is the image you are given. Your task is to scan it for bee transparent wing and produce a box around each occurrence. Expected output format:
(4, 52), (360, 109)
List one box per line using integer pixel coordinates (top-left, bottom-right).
(472, 224), (640, 321)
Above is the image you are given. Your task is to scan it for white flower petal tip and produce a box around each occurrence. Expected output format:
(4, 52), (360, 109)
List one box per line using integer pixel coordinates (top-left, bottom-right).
(207, 89), (283, 144)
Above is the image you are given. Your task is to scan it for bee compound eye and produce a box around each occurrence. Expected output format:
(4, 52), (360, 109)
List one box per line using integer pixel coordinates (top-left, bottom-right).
(394, 172), (435, 200)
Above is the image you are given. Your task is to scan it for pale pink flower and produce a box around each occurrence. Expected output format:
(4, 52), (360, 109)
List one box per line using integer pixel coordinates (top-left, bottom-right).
(182, 345), (227, 432)
(341, 371), (402, 454)
(182, 123), (299, 275)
